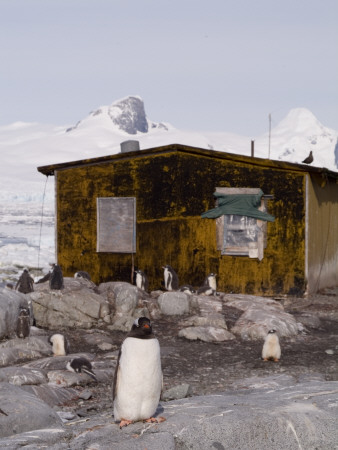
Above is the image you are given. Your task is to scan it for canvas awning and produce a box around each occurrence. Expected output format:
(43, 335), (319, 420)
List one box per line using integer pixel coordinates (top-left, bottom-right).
(201, 189), (275, 222)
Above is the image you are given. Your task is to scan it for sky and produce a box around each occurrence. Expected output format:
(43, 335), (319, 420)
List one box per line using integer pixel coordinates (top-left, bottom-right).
(1, 0), (337, 137)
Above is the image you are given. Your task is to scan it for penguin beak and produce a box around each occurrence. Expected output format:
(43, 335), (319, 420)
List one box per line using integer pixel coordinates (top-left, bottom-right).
(143, 323), (150, 329)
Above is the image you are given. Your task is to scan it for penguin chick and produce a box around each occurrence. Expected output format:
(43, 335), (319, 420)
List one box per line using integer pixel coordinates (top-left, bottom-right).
(49, 264), (64, 290)
(16, 307), (31, 338)
(48, 333), (70, 356)
(74, 271), (91, 281)
(262, 329), (281, 362)
(203, 273), (217, 291)
(162, 265), (179, 291)
(66, 357), (97, 381)
(15, 269), (34, 294)
(134, 269), (149, 292)
(179, 285), (196, 295)
(113, 317), (165, 429)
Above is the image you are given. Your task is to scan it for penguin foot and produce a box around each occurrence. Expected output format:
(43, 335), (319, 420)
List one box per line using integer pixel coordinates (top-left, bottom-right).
(263, 358), (269, 361)
(273, 358), (279, 362)
(119, 419), (133, 428)
(144, 416), (166, 424)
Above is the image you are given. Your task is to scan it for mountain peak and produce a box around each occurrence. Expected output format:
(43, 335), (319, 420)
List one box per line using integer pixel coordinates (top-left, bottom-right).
(274, 107), (326, 135)
(108, 95), (148, 134)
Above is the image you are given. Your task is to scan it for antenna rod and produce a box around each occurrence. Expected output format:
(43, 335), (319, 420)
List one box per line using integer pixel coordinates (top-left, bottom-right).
(268, 113), (271, 159)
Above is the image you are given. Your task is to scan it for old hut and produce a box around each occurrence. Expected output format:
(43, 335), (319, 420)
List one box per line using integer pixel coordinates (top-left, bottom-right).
(37, 143), (338, 295)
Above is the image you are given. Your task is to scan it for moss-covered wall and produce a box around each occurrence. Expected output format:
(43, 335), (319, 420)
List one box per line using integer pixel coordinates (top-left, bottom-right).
(55, 149), (306, 295)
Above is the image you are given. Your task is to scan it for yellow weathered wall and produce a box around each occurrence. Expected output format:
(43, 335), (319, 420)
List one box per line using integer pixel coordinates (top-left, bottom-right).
(55, 149), (307, 295)
(306, 174), (338, 293)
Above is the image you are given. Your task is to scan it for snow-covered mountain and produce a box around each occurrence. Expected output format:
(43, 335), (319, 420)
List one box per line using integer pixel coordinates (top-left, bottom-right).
(0, 95), (337, 277)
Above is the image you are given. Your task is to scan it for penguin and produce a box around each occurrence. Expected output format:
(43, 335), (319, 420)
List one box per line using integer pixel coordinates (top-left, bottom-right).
(66, 357), (97, 381)
(48, 333), (70, 356)
(262, 329), (281, 362)
(15, 269), (34, 294)
(74, 271), (91, 281)
(162, 265), (179, 291)
(179, 285), (196, 295)
(197, 285), (216, 296)
(302, 151), (313, 164)
(113, 317), (165, 428)
(49, 264), (64, 290)
(36, 271), (51, 284)
(16, 307), (30, 339)
(203, 273), (217, 291)
(134, 269), (149, 292)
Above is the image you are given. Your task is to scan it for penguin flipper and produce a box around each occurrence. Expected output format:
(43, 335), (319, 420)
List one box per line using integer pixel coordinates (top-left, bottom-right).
(82, 367), (97, 381)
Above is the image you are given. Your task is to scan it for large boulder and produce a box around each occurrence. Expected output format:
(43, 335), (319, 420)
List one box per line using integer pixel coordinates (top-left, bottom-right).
(231, 306), (299, 340)
(30, 278), (111, 329)
(158, 292), (190, 315)
(0, 288), (29, 339)
(0, 382), (64, 438)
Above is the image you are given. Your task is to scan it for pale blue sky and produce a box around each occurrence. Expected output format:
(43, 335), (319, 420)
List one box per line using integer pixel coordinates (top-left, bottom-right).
(1, 0), (337, 136)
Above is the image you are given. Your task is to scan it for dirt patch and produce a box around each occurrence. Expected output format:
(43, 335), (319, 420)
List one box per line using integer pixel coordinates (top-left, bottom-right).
(64, 293), (338, 409)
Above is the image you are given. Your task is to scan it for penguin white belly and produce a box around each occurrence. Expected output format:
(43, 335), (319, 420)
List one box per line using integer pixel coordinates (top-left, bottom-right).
(164, 269), (170, 290)
(114, 337), (162, 422)
(262, 335), (281, 360)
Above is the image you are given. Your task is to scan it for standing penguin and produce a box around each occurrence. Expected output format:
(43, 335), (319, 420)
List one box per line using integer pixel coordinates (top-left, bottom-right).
(203, 273), (217, 291)
(49, 264), (64, 290)
(262, 329), (281, 362)
(162, 265), (179, 291)
(49, 333), (70, 356)
(134, 269), (149, 292)
(16, 307), (31, 338)
(66, 357), (97, 381)
(113, 317), (164, 428)
(15, 269), (34, 294)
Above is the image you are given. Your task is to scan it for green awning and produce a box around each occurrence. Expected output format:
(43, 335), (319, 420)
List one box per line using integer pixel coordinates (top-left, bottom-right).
(201, 189), (275, 222)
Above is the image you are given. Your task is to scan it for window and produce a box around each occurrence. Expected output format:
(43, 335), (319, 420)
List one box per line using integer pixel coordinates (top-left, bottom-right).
(203, 188), (274, 261)
(97, 197), (136, 253)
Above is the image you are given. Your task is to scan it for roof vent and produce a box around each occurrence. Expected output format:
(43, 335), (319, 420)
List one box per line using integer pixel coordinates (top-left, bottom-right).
(120, 140), (140, 153)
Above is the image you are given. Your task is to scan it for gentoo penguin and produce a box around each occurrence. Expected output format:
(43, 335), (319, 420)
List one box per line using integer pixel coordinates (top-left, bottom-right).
(162, 265), (179, 291)
(74, 271), (91, 281)
(179, 285), (196, 295)
(113, 317), (165, 428)
(197, 285), (216, 296)
(134, 269), (149, 292)
(49, 264), (64, 290)
(203, 273), (217, 291)
(66, 357), (97, 381)
(16, 307), (30, 338)
(262, 329), (281, 362)
(302, 151), (313, 164)
(15, 269), (34, 294)
(48, 333), (70, 356)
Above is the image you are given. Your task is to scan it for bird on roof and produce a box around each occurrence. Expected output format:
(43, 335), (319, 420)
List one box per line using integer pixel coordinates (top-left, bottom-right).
(302, 151), (313, 164)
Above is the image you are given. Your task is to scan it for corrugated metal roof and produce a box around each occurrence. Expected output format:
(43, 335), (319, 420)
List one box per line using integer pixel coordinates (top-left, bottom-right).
(37, 143), (338, 180)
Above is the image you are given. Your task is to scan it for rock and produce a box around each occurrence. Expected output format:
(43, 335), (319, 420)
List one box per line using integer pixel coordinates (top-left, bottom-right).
(162, 383), (193, 401)
(224, 294), (284, 311)
(178, 326), (236, 342)
(179, 314), (228, 329)
(0, 336), (53, 367)
(231, 306), (298, 340)
(325, 349), (334, 355)
(0, 382), (64, 438)
(0, 288), (29, 339)
(293, 312), (321, 329)
(0, 366), (47, 385)
(158, 292), (190, 315)
(31, 278), (110, 329)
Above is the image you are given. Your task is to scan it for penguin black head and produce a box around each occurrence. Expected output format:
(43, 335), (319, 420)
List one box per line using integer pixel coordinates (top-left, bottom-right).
(130, 317), (153, 337)
(268, 329), (277, 334)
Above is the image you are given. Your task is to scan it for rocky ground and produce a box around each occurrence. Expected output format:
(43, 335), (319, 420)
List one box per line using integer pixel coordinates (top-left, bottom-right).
(64, 290), (338, 416)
